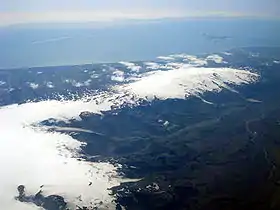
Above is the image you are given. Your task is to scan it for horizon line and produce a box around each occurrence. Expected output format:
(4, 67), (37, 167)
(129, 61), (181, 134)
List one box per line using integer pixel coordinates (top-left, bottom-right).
(1, 11), (279, 28)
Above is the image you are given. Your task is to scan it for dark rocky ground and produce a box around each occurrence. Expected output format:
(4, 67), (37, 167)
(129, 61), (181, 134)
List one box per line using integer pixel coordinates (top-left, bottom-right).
(1, 47), (280, 209)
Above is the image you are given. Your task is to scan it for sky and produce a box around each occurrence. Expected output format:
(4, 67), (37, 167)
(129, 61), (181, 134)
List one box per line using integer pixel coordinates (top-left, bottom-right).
(0, 0), (279, 26)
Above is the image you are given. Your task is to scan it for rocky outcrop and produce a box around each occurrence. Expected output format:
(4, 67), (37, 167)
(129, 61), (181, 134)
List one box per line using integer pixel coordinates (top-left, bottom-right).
(15, 185), (67, 210)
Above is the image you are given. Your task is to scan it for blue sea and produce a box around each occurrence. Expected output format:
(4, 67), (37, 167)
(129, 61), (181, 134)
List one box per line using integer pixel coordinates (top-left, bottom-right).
(0, 18), (280, 69)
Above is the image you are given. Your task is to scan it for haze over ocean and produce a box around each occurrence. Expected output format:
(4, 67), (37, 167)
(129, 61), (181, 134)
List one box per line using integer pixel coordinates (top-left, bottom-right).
(0, 18), (280, 69)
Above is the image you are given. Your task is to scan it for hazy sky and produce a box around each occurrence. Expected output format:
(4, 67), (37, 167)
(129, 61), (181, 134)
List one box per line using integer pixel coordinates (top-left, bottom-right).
(0, 0), (279, 26)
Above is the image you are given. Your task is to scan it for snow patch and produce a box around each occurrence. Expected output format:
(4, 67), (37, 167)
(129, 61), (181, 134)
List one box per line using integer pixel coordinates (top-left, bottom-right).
(119, 62), (141, 72)
(90, 74), (99, 79)
(170, 54), (191, 59)
(157, 56), (175, 61)
(166, 62), (185, 69)
(28, 83), (39, 89)
(163, 121), (170, 127)
(250, 53), (259, 57)
(183, 55), (208, 66)
(144, 62), (162, 70)
(198, 97), (215, 105)
(46, 82), (54, 88)
(0, 80), (6, 86)
(111, 70), (125, 82)
(118, 65), (258, 100)
(206, 54), (227, 64)
(65, 79), (92, 87)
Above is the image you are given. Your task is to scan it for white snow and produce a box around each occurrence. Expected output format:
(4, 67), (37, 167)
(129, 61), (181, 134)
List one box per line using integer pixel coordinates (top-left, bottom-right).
(157, 56), (175, 60)
(199, 97), (215, 105)
(119, 62), (141, 72)
(0, 53), (261, 210)
(90, 74), (99, 79)
(223, 52), (232, 56)
(206, 54), (227, 64)
(0, 94), (133, 210)
(183, 55), (208, 66)
(118, 65), (258, 100)
(28, 83), (39, 89)
(163, 121), (170, 127)
(166, 62), (185, 69)
(111, 70), (125, 82)
(46, 81), (54, 88)
(144, 62), (162, 70)
(170, 54), (191, 59)
(0, 80), (6, 86)
(72, 82), (84, 87)
(65, 79), (92, 87)
(250, 53), (259, 57)
(83, 79), (92, 86)
(145, 62), (179, 70)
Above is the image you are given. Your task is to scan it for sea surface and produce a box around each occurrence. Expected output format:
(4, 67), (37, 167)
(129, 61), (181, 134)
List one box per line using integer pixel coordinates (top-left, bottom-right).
(0, 18), (280, 69)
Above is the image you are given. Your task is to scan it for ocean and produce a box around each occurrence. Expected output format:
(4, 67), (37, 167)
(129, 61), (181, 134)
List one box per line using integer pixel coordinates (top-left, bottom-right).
(0, 18), (280, 69)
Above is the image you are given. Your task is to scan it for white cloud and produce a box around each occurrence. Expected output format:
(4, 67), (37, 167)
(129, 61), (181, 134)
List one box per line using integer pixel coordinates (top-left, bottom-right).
(1, 0), (279, 27)
(0, 10), (187, 26)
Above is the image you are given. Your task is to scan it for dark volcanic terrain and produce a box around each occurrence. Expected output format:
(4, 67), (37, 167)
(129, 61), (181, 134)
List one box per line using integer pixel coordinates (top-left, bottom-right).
(1, 47), (280, 209)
